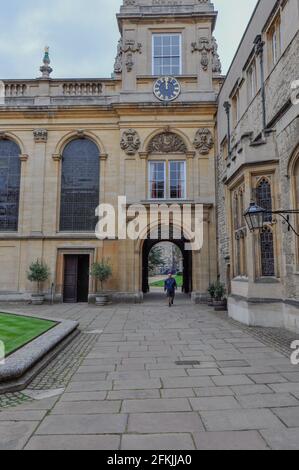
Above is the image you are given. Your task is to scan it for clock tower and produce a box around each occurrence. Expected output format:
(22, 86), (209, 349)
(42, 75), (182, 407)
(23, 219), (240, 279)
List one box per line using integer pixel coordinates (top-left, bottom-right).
(115, 0), (222, 102)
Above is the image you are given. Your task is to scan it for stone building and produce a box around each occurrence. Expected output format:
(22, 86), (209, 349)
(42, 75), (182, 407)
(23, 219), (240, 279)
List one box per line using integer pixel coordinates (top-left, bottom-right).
(0, 0), (221, 303)
(216, 0), (299, 330)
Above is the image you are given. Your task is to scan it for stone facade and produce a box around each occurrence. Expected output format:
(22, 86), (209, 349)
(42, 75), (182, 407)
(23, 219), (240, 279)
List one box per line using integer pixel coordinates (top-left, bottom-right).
(0, 0), (221, 303)
(216, 0), (299, 331)
(1, 0), (298, 334)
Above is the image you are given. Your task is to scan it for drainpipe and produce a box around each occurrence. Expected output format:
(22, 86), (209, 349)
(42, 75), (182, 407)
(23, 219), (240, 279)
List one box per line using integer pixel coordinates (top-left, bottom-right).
(223, 101), (231, 154)
(254, 34), (267, 132)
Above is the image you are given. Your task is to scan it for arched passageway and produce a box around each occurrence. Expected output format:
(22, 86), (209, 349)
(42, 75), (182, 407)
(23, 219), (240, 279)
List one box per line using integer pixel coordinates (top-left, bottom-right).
(142, 238), (192, 295)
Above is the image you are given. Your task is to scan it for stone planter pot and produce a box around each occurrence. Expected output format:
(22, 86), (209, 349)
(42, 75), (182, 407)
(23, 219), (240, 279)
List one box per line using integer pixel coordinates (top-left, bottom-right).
(96, 294), (109, 307)
(31, 294), (45, 305)
(213, 299), (228, 311)
(208, 297), (214, 307)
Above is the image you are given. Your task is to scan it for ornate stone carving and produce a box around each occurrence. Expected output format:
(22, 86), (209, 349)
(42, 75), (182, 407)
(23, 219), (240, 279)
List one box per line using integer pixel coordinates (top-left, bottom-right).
(148, 132), (187, 154)
(211, 37), (222, 74)
(76, 129), (86, 138)
(114, 38), (142, 73)
(114, 39), (123, 74)
(33, 129), (48, 143)
(191, 37), (212, 71)
(120, 129), (141, 155)
(194, 128), (214, 155)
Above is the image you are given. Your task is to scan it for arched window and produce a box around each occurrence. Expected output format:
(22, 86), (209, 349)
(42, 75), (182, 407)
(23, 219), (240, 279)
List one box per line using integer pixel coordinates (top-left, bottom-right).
(294, 158), (299, 204)
(60, 138), (100, 232)
(0, 139), (21, 232)
(294, 158), (299, 254)
(232, 187), (247, 278)
(260, 227), (275, 277)
(233, 193), (239, 229)
(256, 178), (272, 222)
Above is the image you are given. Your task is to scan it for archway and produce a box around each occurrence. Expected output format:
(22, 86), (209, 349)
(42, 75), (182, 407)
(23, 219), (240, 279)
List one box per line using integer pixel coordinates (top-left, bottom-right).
(142, 238), (192, 295)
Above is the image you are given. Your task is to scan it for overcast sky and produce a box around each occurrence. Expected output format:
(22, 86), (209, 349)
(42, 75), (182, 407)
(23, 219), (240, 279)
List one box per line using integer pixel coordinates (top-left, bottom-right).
(0, 0), (258, 79)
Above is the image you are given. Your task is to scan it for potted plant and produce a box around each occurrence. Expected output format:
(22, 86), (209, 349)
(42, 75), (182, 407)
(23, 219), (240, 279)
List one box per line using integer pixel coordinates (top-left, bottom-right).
(90, 259), (112, 306)
(207, 282), (216, 306)
(213, 280), (227, 310)
(27, 260), (51, 305)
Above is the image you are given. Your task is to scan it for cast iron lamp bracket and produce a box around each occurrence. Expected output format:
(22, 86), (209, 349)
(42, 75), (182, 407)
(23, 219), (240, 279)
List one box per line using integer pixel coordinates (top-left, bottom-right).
(244, 202), (299, 236)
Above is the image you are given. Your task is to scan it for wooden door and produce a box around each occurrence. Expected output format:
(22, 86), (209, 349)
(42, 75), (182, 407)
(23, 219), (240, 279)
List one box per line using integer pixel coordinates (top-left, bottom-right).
(63, 255), (78, 303)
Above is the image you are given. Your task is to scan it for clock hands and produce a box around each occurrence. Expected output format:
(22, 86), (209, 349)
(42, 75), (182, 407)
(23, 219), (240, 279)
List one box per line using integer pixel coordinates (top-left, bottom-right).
(153, 77), (181, 102)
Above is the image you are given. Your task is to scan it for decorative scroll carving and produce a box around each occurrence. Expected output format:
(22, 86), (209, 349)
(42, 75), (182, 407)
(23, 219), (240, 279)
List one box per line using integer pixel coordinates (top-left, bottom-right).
(114, 38), (142, 73)
(114, 39), (123, 74)
(148, 132), (187, 154)
(191, 37), (212, 71)
(194, 128), (214, 155)
(211, 37), (222, 74)
(120, 129), (141, 156)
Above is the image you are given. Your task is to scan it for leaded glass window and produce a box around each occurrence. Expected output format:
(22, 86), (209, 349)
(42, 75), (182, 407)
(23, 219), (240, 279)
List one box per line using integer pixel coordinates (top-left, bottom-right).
(0, 139), (21, 232)
(294, 158), (299, 258)
(60, 138), (100, 232)
(256, 178), (272, 222)
(260, 227), (275, 277)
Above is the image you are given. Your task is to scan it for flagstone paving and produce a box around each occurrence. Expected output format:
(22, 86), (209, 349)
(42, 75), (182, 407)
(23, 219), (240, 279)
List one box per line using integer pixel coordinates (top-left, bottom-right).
(0, 295), (299, 450)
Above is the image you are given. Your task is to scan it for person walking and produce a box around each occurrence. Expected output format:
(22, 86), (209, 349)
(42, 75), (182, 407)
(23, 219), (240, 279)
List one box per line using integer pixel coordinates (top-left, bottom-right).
(164, 273), (178, 307)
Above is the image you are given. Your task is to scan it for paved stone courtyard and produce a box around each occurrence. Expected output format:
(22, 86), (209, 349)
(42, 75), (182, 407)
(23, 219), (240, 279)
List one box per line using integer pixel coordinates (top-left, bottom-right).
(1, 294), (299, 450)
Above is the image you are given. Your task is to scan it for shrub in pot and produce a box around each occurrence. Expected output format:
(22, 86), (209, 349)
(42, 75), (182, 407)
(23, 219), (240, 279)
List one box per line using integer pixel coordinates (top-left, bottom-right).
(90, 259), (112, 306)
(213, 281), (227, 310)
(207, 282), (216, 306)
(27, 260), (51, 305)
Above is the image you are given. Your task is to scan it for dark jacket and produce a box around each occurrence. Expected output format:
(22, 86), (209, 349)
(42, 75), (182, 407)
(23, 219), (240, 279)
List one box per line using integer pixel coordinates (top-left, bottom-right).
(164, 277), (177, 295)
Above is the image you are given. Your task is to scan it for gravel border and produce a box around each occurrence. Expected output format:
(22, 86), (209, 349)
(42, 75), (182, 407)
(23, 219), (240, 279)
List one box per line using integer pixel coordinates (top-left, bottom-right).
(0, 316), (79, 391)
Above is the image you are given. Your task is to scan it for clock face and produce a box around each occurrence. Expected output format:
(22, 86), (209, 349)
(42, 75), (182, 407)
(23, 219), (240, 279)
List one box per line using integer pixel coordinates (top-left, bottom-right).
(153, 77), (181, 102)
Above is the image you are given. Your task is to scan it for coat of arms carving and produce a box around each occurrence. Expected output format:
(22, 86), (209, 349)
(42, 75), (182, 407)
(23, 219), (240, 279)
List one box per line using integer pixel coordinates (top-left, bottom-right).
(120, 129), (141, 156)
(194, 128), (214, 155)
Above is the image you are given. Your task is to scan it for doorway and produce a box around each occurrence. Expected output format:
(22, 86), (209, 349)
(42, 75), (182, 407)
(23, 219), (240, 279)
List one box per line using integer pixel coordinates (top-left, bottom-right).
(142, 239), (192, 295)
(63, 254), (90, 303)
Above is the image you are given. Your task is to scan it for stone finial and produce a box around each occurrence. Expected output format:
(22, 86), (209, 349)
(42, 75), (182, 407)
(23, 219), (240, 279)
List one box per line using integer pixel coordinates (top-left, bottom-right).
(40, 46), (53, 79)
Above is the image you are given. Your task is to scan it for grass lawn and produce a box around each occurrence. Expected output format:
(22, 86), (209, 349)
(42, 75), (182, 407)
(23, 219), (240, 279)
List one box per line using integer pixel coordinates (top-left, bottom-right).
(150, 275), (183, 288)
(0, 312), (56, 357)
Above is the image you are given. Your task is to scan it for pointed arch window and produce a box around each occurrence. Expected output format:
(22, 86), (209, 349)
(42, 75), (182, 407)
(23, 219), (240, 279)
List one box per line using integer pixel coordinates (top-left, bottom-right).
(60, 138), (100, 232)
(0, 139), (21, 232)
(260, 227), (275, 277)
(256, 178), (272, 222)
(232, 185), (247, 277)
(292, 155), (299, 262)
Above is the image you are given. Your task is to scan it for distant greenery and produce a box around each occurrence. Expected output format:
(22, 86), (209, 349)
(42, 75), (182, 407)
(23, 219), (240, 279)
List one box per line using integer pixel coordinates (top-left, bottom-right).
(0, 312), (55, 356)
(148, 247), (166, 275)
(150, 275), (183, 288)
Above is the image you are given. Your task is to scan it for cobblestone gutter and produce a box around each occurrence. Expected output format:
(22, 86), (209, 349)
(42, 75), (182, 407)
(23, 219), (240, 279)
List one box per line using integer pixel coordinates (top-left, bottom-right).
(0, 332), (99, 409)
